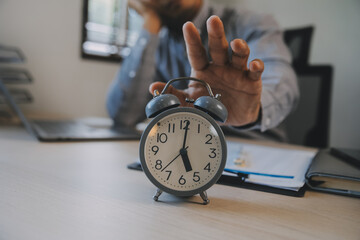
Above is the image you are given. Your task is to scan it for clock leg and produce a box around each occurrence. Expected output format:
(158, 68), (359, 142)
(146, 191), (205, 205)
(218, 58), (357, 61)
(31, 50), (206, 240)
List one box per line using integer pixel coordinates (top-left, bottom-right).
(153, 188), (163, 201)
(200, 191), (210, 205)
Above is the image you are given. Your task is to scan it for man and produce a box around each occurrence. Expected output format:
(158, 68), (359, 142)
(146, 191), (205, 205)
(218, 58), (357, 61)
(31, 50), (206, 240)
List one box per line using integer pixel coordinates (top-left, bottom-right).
(107, 0), (298, 141)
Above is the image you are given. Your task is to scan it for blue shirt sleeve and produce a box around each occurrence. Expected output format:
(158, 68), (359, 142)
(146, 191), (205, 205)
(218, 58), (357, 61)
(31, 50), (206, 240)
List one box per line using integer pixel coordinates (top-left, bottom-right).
(106, 30), (160, 127)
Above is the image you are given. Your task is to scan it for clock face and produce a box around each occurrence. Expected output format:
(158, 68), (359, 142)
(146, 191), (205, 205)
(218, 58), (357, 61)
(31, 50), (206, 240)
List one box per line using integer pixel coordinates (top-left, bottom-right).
(139, 107), (227, 197)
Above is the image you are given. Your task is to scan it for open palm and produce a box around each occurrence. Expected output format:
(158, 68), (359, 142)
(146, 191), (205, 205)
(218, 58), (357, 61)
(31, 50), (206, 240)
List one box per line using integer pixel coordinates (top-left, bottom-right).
(150, 16), (264, 126)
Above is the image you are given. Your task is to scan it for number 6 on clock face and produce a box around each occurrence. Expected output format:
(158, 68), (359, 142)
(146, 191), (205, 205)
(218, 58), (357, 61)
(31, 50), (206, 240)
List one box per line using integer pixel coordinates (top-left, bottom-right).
(139, 107), (227, 198)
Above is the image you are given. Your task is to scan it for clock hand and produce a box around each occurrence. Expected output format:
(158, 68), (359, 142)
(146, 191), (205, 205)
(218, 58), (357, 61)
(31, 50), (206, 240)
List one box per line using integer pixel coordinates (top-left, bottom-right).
(180, 148), (192, 172)
(182, 121), (190, 149)
(180, 121), (192, 172)
(161, 146), (189, 172)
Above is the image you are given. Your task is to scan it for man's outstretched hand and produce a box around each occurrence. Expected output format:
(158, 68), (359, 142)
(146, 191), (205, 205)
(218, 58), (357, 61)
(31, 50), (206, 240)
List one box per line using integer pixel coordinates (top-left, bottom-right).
(149, 15), (264, 126)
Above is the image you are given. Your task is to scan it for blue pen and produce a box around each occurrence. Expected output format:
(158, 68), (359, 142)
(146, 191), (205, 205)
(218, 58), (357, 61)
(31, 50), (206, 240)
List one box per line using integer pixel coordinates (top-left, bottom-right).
(224, 168), (294, 179)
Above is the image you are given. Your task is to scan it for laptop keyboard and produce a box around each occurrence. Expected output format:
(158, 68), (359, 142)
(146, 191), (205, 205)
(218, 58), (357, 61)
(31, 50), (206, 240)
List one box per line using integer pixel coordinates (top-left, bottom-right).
(31, 120), (140, 140)
(34, 121), (90, 134)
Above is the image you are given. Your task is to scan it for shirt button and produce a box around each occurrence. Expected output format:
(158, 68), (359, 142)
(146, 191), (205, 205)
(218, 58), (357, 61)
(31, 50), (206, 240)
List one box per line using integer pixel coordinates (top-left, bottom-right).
(159, 29), (166, 38)
(265, 117), (271, 127)
(139, 38), (147, 46)
(122, 47), (131, 57)
(129, 71), (136, 78)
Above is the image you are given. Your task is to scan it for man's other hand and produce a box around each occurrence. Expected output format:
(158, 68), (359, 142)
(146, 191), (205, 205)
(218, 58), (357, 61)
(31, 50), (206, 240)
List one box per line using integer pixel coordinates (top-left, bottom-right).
(128, 0), (162, 33)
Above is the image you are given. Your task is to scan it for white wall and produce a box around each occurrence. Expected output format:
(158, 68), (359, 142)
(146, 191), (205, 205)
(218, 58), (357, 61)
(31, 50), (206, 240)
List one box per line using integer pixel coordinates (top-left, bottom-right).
(221, 0), (360, 149)
(0, 0), (119, 118)
(0, 0), (359, 148)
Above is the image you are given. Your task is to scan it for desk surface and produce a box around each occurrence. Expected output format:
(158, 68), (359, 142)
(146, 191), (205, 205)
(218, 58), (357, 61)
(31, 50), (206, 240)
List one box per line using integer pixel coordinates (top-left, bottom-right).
(0, 126), (359, 240)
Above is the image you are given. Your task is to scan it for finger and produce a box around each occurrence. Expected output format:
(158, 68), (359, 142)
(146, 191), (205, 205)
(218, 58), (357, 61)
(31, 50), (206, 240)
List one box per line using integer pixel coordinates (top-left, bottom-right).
(183, 21), (209, 71)
(207, 15), (229, 66)
(128, 0), (158, 15)
(187, 80), (209, 98)
(230, 39), (250, 71)
(128, 0), (144, 12)
(149, 82), (188, 105)
(248, 59), (264, 81)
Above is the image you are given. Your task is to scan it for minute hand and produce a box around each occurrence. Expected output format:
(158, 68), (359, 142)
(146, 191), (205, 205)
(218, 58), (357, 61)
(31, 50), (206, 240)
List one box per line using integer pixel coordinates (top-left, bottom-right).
(182, 121), (190, 149)
(180, 121), (192, 172)
(161, 146), (189, 172)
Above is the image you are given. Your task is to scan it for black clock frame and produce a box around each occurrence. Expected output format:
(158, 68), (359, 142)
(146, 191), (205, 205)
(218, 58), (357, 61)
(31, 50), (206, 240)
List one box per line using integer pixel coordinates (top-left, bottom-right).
(139, 107), (227, 197)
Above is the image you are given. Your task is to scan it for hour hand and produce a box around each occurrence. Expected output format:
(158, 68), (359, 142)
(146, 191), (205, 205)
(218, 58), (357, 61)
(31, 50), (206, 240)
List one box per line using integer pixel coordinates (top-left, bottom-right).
(180, 148), (192, 172)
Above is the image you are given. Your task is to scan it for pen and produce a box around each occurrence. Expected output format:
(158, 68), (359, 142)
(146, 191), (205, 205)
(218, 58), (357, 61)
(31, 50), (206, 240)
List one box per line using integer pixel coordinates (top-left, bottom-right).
(224, 168), (294, 179)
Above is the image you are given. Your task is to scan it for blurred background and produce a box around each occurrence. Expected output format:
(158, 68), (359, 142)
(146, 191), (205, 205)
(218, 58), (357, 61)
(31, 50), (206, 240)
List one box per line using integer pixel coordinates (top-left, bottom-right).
(0, 0), (359, 148)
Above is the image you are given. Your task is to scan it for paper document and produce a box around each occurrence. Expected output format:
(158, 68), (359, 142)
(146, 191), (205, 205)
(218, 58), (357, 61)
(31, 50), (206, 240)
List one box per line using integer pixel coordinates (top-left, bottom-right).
(225, 141), (317, 191)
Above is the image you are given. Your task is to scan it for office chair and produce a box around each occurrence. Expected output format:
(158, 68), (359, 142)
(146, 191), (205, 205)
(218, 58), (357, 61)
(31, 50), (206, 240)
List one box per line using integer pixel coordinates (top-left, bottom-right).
(283, 26), (333, 148)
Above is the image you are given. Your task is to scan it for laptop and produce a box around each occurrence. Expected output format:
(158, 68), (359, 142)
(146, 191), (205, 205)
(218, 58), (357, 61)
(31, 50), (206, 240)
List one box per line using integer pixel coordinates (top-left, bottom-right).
(0, 80), (141, 141)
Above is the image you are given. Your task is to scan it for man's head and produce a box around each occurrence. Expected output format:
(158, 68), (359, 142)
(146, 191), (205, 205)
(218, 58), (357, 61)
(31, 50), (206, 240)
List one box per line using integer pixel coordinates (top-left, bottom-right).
(142, 0), (203, 35)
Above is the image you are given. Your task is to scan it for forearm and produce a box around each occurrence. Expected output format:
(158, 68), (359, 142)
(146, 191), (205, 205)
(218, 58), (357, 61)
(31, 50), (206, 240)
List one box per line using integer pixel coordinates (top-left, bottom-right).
(106, 30), (160, 127)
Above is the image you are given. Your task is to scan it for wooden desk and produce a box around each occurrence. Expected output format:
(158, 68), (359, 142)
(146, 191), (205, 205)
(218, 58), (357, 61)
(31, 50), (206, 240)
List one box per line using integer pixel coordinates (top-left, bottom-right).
(0, 126), (359, 240)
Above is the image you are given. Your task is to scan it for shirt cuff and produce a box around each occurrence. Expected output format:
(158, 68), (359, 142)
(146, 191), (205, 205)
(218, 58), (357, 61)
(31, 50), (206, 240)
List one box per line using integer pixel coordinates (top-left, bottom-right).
(231, 108), (262, 132)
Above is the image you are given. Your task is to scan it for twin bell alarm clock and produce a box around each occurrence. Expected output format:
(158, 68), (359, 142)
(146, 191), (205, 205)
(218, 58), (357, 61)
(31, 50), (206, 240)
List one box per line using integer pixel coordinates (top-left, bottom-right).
(139, 77), (227, 205)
